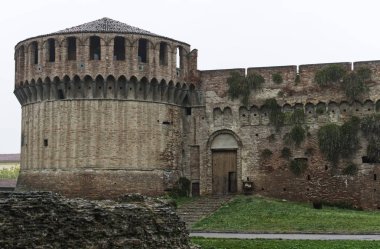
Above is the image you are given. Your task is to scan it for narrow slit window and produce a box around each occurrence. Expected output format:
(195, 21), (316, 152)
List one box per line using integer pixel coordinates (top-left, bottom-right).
(90, 36), (101, 60)
(67, 37), (76, 61)
(44, 139), (48, 147)
(138, 39), (148, 63)
(114, 36), (125, 61)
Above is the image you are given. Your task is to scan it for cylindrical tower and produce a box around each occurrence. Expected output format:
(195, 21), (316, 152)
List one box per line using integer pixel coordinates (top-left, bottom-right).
(13, 18), (200, 198)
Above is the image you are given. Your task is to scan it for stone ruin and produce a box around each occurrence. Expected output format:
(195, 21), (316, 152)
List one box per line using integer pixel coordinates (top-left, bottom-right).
(0, 192), (196, 249)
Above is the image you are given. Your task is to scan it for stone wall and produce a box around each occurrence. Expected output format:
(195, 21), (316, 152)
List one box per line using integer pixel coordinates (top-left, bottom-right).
(0, 192), (193, 249)
(18, 100), (184, 198)
(198, 61), (380, 209)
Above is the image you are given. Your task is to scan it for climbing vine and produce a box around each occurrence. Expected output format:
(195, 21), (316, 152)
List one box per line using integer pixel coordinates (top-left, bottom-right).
(342, 163), (358, 175)
(317, 117), (360, 165)
(281, 147), (292, 160)
(285, 125), (306, 147)
(289, 159), (308, 176)
(314, 65), (371, 100)
(314, 64), (347, 87)
(272, 73), (283, 84)
(289, 109), (305, 125)
(263, 98), (285, 131)
(361, 114), (380, 162)
(227, 72), (265, 106)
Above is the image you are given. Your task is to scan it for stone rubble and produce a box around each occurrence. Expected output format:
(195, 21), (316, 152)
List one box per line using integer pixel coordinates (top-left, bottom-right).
(0, 192), (196, 249)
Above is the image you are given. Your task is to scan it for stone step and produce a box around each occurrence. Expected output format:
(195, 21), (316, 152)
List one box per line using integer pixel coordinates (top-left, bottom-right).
(176, 195), (234, 229)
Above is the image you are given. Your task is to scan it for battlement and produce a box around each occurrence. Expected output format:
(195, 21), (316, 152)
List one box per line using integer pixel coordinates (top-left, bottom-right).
(14, 18), (196, 89)
(203, 60), (380, 88)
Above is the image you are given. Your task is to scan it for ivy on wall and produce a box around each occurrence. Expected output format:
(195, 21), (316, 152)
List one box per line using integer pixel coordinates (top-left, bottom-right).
(317, 117), (360, 165)
(314, 65), (371, 100)
(289, 158), (308, 176)
(272, 73), (283, 84)
(227, 72), (265, 106)
(361, 114), (380, 162)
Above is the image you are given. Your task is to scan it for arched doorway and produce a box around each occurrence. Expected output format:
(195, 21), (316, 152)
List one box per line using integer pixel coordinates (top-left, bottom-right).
(211, 133), (238, 195)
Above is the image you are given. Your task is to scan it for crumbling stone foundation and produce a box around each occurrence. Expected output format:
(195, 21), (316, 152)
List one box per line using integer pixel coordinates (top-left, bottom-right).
(0, 192), (193, 249)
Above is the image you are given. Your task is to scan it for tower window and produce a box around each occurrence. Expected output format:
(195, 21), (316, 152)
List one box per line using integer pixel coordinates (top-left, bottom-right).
(31, 41), (38, 65)
(67, 37), (76, 61)
(90, 36), (101, 60)
(44, 139), (48, 147)
(176, 46), (184, 69)
(159, 42), (168, 66)
(114, 36), (125, 60)
(138, 39), (148, 63)
(47, 38), (55, 62)
(58, 89), (65, 99)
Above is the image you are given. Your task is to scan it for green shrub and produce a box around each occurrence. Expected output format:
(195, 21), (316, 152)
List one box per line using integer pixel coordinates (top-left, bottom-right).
(281, 147), (292, 160)
(341, 72), (369, 101)
(261, 149), (273, 160)
(342, 163), (358, 175)
(366, 138), (380, 163)
(361, 114), (380, 137)
(227, 72), (265, 106)
(317, 123), (342, 165)
(0, 166), (19, 179)
(314, 65), (370, 100)
(290, 109), (305, 125)
(263, 98), (285, 131)
(289, 159), (308, 176)
(272, 73), (283, 84)
(315, 64), (347, 87)
(288, 125), (306, 147)
(318, 117), (360, 165)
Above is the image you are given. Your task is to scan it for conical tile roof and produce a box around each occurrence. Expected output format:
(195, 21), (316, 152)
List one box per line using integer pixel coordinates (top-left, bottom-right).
(54, 17), (156, 36)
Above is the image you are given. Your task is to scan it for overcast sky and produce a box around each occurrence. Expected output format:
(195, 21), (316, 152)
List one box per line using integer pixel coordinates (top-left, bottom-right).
(1, 0), (380, 153)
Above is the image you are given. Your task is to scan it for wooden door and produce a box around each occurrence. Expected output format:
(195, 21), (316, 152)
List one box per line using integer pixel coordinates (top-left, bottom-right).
(212, 150), (237, 195)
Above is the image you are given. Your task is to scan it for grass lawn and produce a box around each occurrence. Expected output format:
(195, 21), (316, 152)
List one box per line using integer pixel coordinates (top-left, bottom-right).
(192, 238), (380, 249)
(192, 195), (380, 233)
(0, 166), (19, 179)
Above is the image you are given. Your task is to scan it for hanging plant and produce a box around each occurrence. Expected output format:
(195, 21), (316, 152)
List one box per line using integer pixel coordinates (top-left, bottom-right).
(314, 64), (347, 87)
(317, 123), (341, 165)
(342, 163), (358, 176)
(263, 98), (285, 131)
(341, 72), (369, 101)
(290, 109), (305, 125)
(318, 117), (360, 165)
(272, 73), (283, 84)
(281, 147), (292, 160)
(287, 125), (306, 147)
(227, 72), (265, 106)
(289, 159), (308, 176)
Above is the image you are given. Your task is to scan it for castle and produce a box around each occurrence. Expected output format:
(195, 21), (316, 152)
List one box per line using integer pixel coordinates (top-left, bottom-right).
(13, 18), (380, 209)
